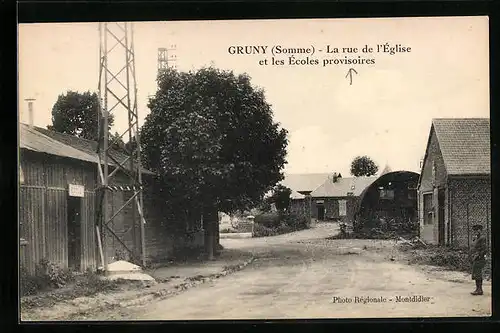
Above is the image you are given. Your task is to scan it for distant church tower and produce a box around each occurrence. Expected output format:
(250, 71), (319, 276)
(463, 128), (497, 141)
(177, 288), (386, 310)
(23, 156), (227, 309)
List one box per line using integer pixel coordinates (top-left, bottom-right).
(380, 163), (392, 176)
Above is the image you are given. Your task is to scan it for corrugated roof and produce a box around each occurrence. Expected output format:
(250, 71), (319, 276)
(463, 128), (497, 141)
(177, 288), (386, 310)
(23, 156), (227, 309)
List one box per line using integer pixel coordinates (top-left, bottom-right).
(20, 125), (99, 164)
(280, 173), (331, 199)
(311, 176), (378, 198)
(432, 118), (490, 175)
(19, 123), (154, 175)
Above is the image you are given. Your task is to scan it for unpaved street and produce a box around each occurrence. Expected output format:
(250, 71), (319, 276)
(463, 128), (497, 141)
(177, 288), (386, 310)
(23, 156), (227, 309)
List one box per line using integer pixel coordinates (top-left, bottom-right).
(89, 223), (491, 320)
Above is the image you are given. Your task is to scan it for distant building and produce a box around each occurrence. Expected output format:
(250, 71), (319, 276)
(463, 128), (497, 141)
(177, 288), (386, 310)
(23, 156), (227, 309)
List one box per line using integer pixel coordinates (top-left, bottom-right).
(380, 163), (392, 176)
(280, 173), (332, 215)
(417, 118), (490, 248)
(354, 171), (419, 231)
(311, 175), (377, 223)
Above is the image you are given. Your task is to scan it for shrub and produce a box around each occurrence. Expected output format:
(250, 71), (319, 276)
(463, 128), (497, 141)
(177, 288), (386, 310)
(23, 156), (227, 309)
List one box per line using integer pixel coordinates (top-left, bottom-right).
(20, 259), (75, 296)
(254, 213), (281, 228)
(282, 212), (309, 230)
(35, 259), (74, 289)
(252, 223), (278, 237)
(252, 211), (309, 237)
(20, 267), (44, 296)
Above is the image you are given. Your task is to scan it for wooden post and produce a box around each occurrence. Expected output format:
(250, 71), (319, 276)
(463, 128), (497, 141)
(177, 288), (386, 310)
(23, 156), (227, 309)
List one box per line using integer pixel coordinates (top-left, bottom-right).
(96, 225), (105, 271)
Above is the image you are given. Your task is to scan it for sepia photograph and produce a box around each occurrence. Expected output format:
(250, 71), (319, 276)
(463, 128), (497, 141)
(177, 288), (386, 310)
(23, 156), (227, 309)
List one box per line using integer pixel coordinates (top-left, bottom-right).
(18, 16), (491, 321)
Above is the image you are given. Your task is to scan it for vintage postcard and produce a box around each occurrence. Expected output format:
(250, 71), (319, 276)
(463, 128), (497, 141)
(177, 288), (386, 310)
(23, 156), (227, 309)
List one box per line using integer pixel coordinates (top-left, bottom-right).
(18, 16), (491, 320)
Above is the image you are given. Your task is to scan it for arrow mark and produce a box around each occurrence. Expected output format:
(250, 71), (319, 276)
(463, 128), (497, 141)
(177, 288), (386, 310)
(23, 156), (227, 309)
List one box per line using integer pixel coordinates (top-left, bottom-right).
(345, 68), (358, 85)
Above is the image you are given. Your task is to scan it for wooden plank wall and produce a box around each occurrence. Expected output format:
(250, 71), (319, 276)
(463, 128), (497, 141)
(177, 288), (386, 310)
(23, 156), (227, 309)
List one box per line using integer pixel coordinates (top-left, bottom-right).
(81, 191), (96, 271)
(19, 151), (98, 273)
(19, 150), (177, 272)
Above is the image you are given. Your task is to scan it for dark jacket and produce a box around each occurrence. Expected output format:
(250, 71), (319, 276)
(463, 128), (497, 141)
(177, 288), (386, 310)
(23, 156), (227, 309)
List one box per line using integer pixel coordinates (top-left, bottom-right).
(471, 234), (487, 261)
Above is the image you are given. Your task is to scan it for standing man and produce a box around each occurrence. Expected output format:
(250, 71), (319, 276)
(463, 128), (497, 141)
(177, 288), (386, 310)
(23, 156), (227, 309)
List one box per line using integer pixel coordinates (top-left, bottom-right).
(470, 224), (487, 295)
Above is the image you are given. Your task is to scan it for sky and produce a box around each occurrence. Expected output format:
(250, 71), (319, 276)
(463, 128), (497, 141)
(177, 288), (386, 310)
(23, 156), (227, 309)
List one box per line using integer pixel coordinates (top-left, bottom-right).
(18, 16), (489, 176)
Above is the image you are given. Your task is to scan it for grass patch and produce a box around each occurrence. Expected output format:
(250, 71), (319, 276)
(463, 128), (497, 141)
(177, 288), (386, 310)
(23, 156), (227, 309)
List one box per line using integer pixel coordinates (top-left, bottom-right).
(402, 245), (492, 279)
(21, 270), (129, 310)
(327, 227), (417, 241)
(20, 259), (75, 297)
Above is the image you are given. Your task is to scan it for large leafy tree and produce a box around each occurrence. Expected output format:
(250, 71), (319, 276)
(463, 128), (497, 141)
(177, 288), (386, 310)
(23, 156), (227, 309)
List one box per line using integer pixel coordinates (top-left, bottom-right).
(350, 155), (379, 177)
(48, 90), (114, 141)
(141, 67), (288, 254)
(268, 184), (292, 214)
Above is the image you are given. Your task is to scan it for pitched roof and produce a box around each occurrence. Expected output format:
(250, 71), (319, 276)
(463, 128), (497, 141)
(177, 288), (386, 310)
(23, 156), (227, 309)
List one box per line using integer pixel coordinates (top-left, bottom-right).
(20, 124), (99, 164)
(280, 173), (330, 199)
(432, 118), (490, 175)
(19, 123), (154, 175)
(311, 176), (378, 198)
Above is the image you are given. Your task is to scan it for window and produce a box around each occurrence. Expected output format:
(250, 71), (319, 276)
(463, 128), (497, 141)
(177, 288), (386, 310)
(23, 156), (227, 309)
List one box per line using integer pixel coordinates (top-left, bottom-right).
(338, 200), (347, 216)
(431, 161), (436, 185)
(423, 193), (433, 225)
(379, 189), (395, 200)
(408, 190), (416, 200)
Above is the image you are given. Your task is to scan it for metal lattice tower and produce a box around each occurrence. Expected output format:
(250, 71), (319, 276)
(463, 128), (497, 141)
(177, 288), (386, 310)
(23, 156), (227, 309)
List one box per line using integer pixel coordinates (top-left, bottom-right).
(96, 22), (147, 270)
(158, 46), (177, 75)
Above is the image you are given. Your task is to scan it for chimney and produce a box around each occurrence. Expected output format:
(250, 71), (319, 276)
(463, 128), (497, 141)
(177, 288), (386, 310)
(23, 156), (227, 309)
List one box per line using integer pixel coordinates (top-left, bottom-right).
(332, 172), (339, 183)
(25, 98), (35, 128)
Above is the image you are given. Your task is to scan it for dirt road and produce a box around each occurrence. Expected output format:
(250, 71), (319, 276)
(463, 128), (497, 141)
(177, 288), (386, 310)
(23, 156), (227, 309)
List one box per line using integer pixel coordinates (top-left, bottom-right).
(88, 223), (492, 320)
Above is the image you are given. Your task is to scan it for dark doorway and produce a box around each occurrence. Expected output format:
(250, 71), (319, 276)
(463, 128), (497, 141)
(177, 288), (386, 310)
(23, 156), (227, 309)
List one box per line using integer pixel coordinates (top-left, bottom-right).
(68, 196), (82, 271)
(438, 188), (445, 245)
(317, 205), (325, 221)
(423, 193), (433, 225)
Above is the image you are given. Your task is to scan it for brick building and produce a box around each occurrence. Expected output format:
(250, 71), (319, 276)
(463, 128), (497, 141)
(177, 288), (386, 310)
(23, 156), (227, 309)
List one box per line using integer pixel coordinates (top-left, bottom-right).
(417, 118), (490, 249)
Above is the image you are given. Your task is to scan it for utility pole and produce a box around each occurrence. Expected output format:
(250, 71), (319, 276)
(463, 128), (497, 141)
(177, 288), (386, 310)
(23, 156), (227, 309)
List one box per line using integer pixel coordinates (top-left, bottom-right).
(96, 22), (147, 271)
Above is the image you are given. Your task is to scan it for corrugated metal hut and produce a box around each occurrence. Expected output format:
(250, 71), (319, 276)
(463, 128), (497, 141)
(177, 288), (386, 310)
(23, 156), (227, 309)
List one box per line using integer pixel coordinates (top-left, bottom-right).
(18, 124), (177, 273)
(354, 171), (419, 231)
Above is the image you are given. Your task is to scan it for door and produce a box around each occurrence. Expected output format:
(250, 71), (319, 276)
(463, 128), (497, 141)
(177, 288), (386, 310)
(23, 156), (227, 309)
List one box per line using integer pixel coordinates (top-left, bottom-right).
(438, 189), (445, 245)
(317, 205), (325, 221)
(423, 193), (433, 224)
(68, 196), (82, 271)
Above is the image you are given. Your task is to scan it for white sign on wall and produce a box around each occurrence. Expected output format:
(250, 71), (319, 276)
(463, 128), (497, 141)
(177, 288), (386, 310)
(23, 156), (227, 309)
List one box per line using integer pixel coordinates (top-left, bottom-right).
(68, 184), (85, 197)
(338, 200), (347, 216)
